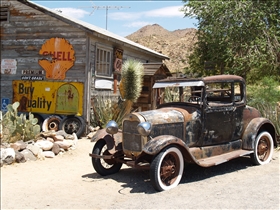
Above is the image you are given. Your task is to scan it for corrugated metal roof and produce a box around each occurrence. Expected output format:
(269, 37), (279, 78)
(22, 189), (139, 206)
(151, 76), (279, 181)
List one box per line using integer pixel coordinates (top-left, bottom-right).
(21, 0), (169, 60)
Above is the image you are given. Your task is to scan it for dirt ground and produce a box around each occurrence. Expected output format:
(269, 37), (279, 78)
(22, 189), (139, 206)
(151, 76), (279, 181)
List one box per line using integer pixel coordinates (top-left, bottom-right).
(1, 138), (279, 210)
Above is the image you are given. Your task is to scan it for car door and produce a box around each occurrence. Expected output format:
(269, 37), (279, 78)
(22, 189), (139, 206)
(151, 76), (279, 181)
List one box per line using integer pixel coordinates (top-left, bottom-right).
(202, 82), (235, 146)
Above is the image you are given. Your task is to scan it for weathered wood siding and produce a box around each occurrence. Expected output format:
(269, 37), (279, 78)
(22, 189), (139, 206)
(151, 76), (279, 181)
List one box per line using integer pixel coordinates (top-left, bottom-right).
(1, 0), (90, 119)
(1, 0), (167, 126)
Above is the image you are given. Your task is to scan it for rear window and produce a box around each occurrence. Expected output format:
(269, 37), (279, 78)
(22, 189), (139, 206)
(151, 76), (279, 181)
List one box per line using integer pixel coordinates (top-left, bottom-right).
(206, 82), (244, 106)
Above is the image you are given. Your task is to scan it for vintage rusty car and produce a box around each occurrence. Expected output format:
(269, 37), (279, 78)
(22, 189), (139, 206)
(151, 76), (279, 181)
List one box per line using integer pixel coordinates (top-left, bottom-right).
(90, 75), (277, 191)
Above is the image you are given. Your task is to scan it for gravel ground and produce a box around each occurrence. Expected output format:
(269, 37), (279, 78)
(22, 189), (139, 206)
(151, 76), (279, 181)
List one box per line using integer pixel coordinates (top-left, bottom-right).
(1, 138), (279, 210)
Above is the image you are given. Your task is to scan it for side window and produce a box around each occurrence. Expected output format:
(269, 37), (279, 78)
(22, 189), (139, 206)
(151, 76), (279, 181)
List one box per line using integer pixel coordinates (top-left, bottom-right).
(164, 86), (180, 102)
(233, 82), (244, 103)
(96, 45), (113, 77)
(0, 6), (10, 23)
(206, 82), (232, 106)
(181, 86), (203, 103)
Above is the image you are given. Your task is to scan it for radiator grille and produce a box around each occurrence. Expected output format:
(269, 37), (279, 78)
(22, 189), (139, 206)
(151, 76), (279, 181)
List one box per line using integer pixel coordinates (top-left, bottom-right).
(123, 120), (143, 152)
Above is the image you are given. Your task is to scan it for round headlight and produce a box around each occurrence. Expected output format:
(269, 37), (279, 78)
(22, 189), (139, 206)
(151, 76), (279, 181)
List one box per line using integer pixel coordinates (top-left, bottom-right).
(106, 120), (118, 134)
(137, 122), (152, 136)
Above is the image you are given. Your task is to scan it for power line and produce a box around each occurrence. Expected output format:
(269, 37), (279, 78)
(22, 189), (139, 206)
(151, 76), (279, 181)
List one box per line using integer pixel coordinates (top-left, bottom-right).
(80, 4), (130, 30)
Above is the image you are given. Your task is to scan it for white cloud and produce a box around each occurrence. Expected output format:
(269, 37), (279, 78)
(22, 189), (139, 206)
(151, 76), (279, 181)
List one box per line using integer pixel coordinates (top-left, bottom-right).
(109, 6), (184, 20)
(53, 8), (89, 19)
(145, 6), (184, 18)
(124, 21), (153, 28)
(109, 12), (141, 21)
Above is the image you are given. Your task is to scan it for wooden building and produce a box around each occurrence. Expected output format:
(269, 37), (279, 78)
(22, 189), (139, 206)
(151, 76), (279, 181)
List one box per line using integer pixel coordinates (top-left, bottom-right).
(0, 0), (170, 136)
(134, 63), (172, 111)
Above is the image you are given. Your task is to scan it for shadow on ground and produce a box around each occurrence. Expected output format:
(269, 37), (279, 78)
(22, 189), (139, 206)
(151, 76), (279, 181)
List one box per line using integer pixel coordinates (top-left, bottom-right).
(82, 155), (255, 194)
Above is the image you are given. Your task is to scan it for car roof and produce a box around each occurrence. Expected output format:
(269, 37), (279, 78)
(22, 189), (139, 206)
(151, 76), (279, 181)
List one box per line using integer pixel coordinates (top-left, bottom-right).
(202, 75), (244, 83)
(153, 75), (244, 88)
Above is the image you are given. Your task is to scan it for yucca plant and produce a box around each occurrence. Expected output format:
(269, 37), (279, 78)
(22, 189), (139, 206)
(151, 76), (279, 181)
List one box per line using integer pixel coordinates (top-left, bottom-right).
(91, 59), (144, 128)
(118, 59), (144, 121)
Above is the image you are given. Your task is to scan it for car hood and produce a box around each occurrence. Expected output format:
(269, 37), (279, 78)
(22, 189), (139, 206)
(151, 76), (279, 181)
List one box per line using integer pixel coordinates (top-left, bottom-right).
(137, 107), (200, 125)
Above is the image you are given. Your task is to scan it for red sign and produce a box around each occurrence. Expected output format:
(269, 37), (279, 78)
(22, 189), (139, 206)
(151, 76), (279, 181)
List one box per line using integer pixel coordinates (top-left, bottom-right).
(114, 48), (123, 72)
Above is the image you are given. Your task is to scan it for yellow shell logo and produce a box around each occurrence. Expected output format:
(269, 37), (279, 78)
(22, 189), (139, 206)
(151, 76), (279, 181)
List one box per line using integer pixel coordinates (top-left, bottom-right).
(39, 38), (75, 80)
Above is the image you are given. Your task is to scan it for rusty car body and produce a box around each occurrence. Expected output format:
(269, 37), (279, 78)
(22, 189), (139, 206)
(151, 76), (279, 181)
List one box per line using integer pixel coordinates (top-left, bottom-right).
(90, 75), (277, 191)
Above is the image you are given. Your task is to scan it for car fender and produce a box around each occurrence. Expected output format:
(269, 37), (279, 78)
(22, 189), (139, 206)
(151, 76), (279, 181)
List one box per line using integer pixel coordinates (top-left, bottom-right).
(242, 117), (276, 150)
(143, 135), (198, 163)
(91, 128), (122, 154)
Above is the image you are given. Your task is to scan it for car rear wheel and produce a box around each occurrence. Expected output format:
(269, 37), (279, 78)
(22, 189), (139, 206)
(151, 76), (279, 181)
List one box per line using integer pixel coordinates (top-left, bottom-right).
(250, 131), (274, 165)
(91, 139), (123, 176)
(150, 146), (184, 191)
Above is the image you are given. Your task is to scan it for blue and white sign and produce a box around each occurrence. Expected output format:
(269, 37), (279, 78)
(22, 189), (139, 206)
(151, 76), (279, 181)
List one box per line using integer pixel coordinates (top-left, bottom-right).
(1, 98), (9, 112)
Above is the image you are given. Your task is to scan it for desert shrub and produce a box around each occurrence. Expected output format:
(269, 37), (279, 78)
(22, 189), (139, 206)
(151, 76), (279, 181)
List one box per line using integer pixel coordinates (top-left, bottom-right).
(90, 92), (120, 128)
(247, 76), (280, 107)
(0, 102), (40, 143)
(247, 77), (280, 141)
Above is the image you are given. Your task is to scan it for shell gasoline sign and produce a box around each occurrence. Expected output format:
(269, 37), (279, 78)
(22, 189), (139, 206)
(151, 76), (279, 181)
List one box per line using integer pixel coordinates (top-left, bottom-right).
(38, 38), (75, 80)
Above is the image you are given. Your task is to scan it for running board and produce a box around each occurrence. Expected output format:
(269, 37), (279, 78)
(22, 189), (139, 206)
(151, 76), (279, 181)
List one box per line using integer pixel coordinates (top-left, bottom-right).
(197, 150), (253, 167)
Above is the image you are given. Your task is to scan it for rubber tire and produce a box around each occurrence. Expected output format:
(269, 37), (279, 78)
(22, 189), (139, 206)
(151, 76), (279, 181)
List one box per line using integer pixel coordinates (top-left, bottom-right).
(59, 116), (86, 138)
(42, 115), (62, 132)
(250, 131), (274, 165)
(150, 146), (184, 191)
(91, 139), (123, 176)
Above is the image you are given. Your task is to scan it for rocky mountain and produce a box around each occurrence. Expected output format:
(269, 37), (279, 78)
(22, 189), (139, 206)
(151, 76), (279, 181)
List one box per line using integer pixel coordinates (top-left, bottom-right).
(126, 24), (197, 75)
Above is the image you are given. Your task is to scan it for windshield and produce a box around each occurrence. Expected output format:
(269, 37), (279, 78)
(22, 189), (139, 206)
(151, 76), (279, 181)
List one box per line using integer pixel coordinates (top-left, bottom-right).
(153, 81), (205, 105)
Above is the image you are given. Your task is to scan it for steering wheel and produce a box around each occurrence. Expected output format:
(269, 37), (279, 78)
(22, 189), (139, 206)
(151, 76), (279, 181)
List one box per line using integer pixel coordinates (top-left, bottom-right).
(188, 96), (201, 102)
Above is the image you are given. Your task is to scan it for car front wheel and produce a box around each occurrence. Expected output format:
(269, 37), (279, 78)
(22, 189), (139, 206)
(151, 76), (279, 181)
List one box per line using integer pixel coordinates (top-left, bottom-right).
(250, 131), (274, 165)
(150, 146), (184, 191)
(91, 139), (123, 176)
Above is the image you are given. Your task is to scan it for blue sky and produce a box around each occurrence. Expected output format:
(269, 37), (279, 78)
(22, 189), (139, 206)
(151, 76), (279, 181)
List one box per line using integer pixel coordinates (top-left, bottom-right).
(32, 1), (197, 37)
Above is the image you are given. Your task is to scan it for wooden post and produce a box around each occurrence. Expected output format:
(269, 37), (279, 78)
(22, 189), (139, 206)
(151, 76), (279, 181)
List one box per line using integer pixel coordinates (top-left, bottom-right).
(113, 73), (117, 94)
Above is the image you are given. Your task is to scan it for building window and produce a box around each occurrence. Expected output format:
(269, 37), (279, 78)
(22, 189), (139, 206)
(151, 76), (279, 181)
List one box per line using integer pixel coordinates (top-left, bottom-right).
(0, 6), (9, 22)
(96, 45), (113, 77)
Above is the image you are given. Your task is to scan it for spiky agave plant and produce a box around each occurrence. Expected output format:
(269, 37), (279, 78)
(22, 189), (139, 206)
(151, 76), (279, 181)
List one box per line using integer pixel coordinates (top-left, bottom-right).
(90, 60), (144, 128)
(120, 59), (144, 101)
(117, 59), (144, 124)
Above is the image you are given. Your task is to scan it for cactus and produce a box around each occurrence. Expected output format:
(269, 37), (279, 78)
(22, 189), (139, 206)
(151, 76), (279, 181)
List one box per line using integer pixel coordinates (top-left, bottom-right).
(91, 60), (144, 129)
(24, 114), (40, 140)
(1, 102), (41, 143)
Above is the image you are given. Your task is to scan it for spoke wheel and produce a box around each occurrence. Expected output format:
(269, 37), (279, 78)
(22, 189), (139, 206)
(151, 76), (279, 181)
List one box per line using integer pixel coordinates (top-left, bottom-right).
(150, 146), (184, 191)
(91, 139), (123, 176)
(188, 96), (200, 102)
(250, 131), (274, 165)
(59, 116), (86, 138)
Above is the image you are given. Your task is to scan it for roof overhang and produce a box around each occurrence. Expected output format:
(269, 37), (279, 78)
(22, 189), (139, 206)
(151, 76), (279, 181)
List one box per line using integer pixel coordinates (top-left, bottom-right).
(143, 63), (172, 76)
(18, 0), (169, 60)
(153, 81), (205, 88)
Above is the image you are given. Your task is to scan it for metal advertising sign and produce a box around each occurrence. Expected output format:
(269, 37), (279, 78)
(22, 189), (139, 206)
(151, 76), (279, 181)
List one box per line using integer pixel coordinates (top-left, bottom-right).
(21, 70), (45, 80)
(38, 38), (75, 80)
(12, 81), (83, 115)
(114, 48), (123, 72)
(1, 98), (9, 112)
(1, 59), (17, 74)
